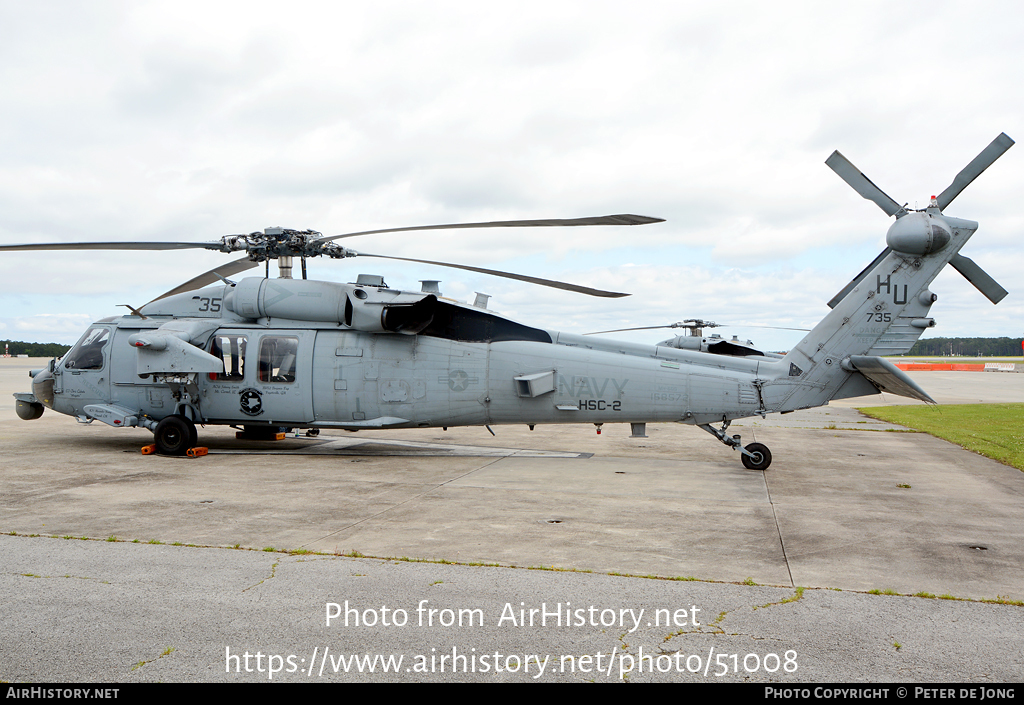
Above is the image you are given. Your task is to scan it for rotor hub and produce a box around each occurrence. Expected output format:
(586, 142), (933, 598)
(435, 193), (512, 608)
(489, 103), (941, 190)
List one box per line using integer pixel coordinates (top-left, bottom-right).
(217, 228), (358, 263)
(885, 212), (951, 255)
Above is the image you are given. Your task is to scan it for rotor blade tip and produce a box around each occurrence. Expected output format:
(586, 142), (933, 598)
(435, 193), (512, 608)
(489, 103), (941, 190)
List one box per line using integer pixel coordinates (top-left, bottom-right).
(612, 214), (665, 225)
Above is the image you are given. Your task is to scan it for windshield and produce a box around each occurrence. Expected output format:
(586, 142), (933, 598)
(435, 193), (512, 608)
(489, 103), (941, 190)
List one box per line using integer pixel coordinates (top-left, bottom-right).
(63, 327), (110, 370)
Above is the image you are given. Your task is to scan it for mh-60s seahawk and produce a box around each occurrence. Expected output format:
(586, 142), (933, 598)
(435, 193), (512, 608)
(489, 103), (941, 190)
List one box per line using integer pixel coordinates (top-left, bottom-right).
(5, 134), (1014, 469)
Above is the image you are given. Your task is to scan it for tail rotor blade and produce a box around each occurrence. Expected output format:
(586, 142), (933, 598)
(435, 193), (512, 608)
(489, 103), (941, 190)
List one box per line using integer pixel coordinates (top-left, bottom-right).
(935, 133), (1015, 211)
(825, 151), (907, 218)
(827, 247), (892, 309)
(949, 253), (1008, 304)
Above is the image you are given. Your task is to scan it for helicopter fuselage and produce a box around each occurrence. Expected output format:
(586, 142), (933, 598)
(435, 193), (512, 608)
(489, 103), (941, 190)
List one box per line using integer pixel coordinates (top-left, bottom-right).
(28, 284), (786, 436)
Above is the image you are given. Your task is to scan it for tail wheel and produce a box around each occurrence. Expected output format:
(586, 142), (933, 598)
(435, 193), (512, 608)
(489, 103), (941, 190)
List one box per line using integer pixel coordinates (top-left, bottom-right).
(741, 442), (772, 470)
(154, 415), (197, 456)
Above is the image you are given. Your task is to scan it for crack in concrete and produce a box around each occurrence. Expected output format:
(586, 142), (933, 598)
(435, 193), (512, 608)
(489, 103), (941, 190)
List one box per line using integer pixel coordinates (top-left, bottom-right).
(9, 571), (109, 584)
(129, 646), (176, 673)
(242, 557), (281, 593)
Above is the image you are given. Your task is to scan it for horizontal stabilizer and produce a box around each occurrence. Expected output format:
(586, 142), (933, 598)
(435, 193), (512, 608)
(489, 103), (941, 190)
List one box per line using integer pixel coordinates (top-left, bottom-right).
(949, 253), (1008, 304)
(847, 355), (936, 403)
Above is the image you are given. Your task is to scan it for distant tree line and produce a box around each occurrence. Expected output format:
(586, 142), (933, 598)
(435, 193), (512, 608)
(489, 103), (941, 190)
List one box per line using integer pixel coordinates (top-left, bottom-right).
(906, 337), (1023, 357)
(2, 340), (72, 357)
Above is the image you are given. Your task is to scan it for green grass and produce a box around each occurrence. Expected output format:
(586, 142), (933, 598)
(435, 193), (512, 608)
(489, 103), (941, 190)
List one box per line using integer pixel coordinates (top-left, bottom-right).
(857, 403), (1024, 471)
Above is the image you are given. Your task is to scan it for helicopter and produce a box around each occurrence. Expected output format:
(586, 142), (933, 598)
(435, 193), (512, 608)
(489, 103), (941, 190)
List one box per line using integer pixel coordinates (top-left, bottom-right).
(4, 133), (1014, 470)
(585, 319), (810, 357)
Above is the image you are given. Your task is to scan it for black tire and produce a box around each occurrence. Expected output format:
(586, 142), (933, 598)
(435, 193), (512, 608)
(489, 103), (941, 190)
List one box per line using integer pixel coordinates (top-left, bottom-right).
(154, 415), (196, 456)
(741, 442), (772, 470)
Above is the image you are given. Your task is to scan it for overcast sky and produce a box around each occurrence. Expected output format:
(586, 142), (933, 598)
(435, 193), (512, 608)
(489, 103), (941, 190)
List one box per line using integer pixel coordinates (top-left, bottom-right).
(1, 1), (1022, 350)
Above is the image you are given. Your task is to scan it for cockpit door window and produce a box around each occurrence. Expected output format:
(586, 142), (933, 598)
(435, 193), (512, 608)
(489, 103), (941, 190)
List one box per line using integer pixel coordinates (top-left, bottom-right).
(63, 327), (110, 370)
(209, 335), (247, 381)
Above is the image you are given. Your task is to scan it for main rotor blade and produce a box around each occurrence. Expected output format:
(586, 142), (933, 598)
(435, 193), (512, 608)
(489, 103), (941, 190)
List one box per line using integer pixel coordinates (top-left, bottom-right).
(586, 325), (689, 334)
(949, 253), (1008, 304)
(935, 133), (1015, 211)
(353, 252), (629, 298)
(0, 241), (222, 252)
(729, 323), (812, 331)
(1, 214), (664, 252)
(586, 322), (810, 335)
(825, 151), (907, 218)
(317, 214), (664, 243)
(146, 256), (259, 304)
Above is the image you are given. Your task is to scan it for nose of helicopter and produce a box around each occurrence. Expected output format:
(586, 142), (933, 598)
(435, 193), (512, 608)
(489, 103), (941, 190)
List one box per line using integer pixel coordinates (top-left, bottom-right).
(30, 365), (55, 410)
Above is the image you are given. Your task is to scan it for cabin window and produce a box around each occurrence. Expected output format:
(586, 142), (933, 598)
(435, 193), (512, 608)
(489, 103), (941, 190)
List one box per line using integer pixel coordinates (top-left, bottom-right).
(64, 327), (110, 370)
(209, 335), (247, 381)
(258, 336), (298, 383)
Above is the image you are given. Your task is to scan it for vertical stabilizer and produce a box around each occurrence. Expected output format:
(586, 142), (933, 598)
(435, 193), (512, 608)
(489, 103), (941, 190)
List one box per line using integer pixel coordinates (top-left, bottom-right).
(762, 133), (1012, 412)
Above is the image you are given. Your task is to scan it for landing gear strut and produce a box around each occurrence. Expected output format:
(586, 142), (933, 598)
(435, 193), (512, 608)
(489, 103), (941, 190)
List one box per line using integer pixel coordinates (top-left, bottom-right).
(699, 419), (772, 470)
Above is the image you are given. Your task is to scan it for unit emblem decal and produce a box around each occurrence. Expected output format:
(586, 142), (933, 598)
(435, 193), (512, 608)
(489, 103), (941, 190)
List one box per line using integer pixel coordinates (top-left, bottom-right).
(239, 388), (264, 416)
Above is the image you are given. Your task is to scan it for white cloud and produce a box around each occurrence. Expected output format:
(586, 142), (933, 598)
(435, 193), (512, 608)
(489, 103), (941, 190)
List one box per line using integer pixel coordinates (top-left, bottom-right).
(1, 1), (1022, 345)
(2, 314), (96, 345)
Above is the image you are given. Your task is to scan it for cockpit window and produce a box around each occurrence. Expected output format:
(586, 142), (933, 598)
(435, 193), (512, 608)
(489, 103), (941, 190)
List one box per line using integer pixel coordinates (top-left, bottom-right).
(64, 327), (110, 370)
(258, 336), (298, 383)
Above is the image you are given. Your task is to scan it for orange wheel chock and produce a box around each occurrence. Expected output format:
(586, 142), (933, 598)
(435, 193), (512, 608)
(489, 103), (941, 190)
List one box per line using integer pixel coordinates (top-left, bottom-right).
(141, 444), (157, 455)
(186, 447), (209, 458)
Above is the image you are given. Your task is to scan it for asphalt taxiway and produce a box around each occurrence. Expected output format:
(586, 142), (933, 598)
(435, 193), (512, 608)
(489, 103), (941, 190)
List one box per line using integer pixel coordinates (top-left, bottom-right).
(2, 358), (1023, 682)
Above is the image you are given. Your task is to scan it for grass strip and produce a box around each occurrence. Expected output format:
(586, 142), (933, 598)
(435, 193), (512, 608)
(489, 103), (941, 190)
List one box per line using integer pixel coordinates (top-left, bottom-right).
(857, 403), (1024, 471)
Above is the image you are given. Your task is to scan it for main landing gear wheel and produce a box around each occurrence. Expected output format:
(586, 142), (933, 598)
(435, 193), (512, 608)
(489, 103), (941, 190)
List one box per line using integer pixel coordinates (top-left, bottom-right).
(741, 442), (772, 471)
(154, 415), (198, 456)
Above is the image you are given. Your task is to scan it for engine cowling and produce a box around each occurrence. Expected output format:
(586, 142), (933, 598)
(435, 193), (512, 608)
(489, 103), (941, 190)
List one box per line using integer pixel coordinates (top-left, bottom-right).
(223, 277), (437, 334)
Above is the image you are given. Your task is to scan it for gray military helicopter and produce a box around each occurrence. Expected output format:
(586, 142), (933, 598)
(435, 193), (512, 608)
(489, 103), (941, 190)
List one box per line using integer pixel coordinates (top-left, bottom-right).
(5, 134), (1014, 469)
(586, 318), (810, 357)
